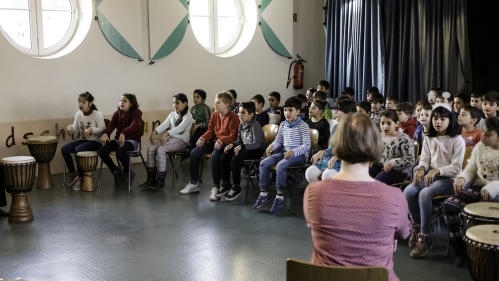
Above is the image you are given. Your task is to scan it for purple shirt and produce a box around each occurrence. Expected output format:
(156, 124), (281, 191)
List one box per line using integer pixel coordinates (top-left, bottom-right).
(304, 179), (410, 281)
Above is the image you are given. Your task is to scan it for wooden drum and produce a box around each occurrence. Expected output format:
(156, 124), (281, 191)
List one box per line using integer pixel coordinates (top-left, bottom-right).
(461, 202), (499, 229)
(0, 156), (36, 223)
(464, 225), (499, 281)
(76, 151), (98, 192)
(26, 136), (58, 190)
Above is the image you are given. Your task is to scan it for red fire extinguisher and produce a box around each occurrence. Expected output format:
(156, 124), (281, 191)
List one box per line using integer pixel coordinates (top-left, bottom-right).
(286, 54), (307, 89)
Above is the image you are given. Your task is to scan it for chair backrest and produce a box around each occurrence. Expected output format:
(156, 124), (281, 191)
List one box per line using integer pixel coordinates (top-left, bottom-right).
(286, 258), (389, 281)
(268, 113), (281, 125)
(139, 119), (145, 137)
(327, 118), (337, 130)
(309, 129), (319, 150)
(413, 141), (420, 161)
(262, 124), (279, 144)
(190, 120), (197, 135)
(462, 146), (473, 170)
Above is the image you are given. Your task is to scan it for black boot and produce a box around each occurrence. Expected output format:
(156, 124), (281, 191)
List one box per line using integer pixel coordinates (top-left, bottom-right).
(112, 167), (124, 188)
(139, 167), (157, 187)
(449, 237), (467, 267)
(150, 171), (166, 191)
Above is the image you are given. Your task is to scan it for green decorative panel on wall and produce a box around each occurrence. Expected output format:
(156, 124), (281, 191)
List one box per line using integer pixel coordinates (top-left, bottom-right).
(96, 0), (143, 60)
(149, 0), (189, 60)
(260, 0), (293, 58)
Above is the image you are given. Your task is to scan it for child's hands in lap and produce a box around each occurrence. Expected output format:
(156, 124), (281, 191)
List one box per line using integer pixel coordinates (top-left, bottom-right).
(283, 150), (294, 159)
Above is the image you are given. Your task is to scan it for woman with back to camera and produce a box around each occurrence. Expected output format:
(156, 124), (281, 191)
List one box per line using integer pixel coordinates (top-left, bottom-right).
(304, 113), (410, 281)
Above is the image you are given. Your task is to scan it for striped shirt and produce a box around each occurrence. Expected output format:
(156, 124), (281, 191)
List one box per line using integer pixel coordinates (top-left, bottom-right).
(271, 118), (311, 158)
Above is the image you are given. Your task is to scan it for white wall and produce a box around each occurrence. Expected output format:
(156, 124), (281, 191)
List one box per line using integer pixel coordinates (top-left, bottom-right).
(0, 0), (325, 173)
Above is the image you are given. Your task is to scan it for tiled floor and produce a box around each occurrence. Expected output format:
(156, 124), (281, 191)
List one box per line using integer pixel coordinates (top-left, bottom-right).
(0, 162), (472, 281)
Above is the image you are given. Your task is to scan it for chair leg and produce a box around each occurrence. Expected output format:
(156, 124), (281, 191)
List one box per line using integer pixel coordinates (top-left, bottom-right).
(171, 153), (178, 189)
(245, 163), (250, 205)
(128, 156), (131, 191)
(97, 160), (104, 189)
(63, 164), (67, 188)
(198, 156), (205, 184)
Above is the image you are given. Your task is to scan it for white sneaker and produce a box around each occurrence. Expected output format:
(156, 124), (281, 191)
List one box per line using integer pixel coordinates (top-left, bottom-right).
(180, 183), (200, 195)
(210, 187), (220, 201)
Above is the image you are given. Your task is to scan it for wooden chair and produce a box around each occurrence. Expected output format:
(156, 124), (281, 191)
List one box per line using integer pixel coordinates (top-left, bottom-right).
(286, 258), (389, 281)
(243, 124), (279, 204)
(430, 146), (473, 229)
(270, 129), (319, 214)
(462, 146), (473, 170)
(268, 113), (281, 125)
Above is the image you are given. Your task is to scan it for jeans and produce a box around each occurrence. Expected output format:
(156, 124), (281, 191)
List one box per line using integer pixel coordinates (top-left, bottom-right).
(404, 176), (454, 234)
(259, 150), (306, 193)
(61, 140), (102, 177)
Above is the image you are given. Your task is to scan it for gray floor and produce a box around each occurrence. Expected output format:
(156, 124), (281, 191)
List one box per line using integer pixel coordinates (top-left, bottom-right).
(0, 162), (472, 281)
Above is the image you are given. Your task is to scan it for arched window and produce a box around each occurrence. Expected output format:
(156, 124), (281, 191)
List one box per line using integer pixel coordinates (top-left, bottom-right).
(189, 0), (242, 55)
(0, 0), (78, 57)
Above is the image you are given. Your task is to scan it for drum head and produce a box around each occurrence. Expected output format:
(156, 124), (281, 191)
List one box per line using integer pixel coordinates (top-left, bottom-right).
(1, 156), (36, 164)
(466, 225), (499, 245)
(77, 151), (98, 157)
(464, 202), (499, 219)
(27, 136), (58, 143)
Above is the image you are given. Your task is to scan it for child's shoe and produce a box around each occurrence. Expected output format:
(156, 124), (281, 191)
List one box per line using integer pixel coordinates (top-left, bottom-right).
(270, 197), (284, 214)
(210, 187), (220, 201)
(252, 193), (272, 209)
(225, 186), (242, 202)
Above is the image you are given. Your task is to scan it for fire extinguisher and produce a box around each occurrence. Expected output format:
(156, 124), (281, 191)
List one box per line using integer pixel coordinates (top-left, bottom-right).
(286, 54), (307, 89)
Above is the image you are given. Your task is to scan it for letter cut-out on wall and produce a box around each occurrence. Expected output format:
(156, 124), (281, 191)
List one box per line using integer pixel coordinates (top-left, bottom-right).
(260, 0), (293, 59)
(148, 0), (188, 60)
(96, 0), (143, 60)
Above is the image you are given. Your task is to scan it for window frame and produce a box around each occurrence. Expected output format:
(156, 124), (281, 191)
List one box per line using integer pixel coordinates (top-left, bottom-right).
(0, 0), (78, 57)
(189, 0), (243, 55)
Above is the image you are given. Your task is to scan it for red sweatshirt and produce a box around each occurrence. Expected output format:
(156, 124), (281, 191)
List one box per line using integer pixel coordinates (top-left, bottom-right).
(103, 108), (143, 142)
(200, 111), (239, 146)
(398, 117), (417, 139)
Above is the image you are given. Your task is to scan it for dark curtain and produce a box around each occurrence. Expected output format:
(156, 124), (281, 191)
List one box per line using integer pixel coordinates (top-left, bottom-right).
(325, 0), (384, 101)
(325, 0), (471, 104)
(467, 0), (499, 92)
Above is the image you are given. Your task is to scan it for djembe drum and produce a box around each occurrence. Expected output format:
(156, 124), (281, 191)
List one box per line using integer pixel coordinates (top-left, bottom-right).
(76, 151), (99, 192)
(26, 136), (58, 190)
(464, 225), (499, 281)
(0, 156), (36, 223)
(461, 202), (499, 229)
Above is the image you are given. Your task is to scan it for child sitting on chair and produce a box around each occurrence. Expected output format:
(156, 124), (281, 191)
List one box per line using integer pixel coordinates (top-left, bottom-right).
(62, 91), (105, 191)
(266, 91), (284, 124)
(305, 100), (356, 183)
(190, 89), (211, 149)
(251, 94), (269, 127)
(369, 109), (415, 185)
(180, 92), (239, 195)
(218, 102), (266, 201)
(140, 93), (193, 191)
(254, 97), (311, 215)
(442, 117), (499, 266)
(99, 93), (142, 188)
(457, 106), (482, 148)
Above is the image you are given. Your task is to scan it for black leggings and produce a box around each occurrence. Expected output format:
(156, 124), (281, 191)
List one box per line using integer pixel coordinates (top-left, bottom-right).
(220, 149), (264, 186)
(98, 140), (136, 173)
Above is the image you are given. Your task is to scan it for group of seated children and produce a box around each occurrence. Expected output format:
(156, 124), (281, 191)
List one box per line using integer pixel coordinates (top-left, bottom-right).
(303, 84), (499, 264)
